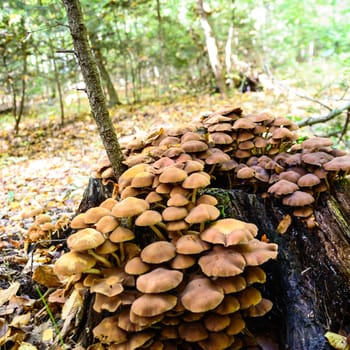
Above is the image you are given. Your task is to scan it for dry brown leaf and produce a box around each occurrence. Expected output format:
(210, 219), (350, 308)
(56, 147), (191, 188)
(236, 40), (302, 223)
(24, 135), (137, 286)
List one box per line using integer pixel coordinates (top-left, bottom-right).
(32, 265), (62, 288)
(0, 282), (20, 307)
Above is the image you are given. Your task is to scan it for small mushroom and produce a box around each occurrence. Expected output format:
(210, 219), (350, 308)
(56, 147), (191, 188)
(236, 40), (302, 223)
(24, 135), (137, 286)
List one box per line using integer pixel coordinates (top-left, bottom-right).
(180, 277), (224, 313)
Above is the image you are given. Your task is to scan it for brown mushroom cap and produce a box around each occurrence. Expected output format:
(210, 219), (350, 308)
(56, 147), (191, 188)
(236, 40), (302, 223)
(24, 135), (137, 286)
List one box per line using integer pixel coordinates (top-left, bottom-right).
(99, 198), (118, 211)
(112, 197), (150, 217)
(200, 218), (257, 246)
(84, 207), (112, 224)
(301, 151), (333, 166)
(213, 276), (246, 294)
(244, 266), (267, 285)
(170, 254), (196, 269)
(159, 166), (188, 183)
(70, 213), (89, 229)
(95, 215), (120, 234)
(93, 315), (127, 344)
(198, 245), (246, 277)
(245, 298), (273, 317)
(67, 228), (105, 251)
(175, 234), (210, 254)
(198, 331), (234, 350)
(236, 286), (262, 309)
(297, 173), (321, 187)
(301, 137), (333, 152)
(180, 277), (224, 313)
(203, 314), (231, 332)
(185, 204), (220, 224)
(226, 313), (246, 335)
(214, 295), (240, 315)
(135, 210), (162, 226)
(282, 190), (315, 206)
(182, 172), (211, 189)
(140, 241), (176, 264)
(109, 226), (135, 243)
(268, 180), (299, 196)
(235, 239), (278, 265)
(124, 256), (150, 275)
(54, 251), (96, 276)
(178, 322), (208, 342)
(162, 206), (188, 221)
(181, 140), (208, 153)
(323, 155), (350, 172)
(90, 276), (124, 297)
(167, 193), (190, 207)
(136, 267), (183, 293)
(131, 293), (177, 317)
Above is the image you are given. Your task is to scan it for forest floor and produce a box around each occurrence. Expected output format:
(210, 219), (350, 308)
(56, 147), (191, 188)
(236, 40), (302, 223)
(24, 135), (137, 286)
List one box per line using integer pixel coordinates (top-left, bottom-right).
(0, 89), (348, 349)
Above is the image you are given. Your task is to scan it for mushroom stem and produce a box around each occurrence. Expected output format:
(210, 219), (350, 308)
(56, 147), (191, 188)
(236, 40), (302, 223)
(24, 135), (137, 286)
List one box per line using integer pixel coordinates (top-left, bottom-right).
(191, 189), (198, 203)
(111, 252), (121, 266)
(151, 225), (166, 241)
(85, 268), (102, 275)
(119, 243), (125, 263)
(87, 249), (112, 268)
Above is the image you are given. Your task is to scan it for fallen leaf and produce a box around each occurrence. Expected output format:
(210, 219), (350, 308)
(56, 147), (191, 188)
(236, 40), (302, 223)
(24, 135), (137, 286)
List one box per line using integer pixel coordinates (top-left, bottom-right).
(276, 214), (292, 234)
(325, 331), (350, 350)
(0, 282), (20, 307)
(32, 265), (62, 288)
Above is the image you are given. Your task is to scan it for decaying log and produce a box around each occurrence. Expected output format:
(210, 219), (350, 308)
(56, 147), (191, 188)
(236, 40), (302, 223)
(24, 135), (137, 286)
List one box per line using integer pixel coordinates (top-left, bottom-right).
(205, 179), (350, 350)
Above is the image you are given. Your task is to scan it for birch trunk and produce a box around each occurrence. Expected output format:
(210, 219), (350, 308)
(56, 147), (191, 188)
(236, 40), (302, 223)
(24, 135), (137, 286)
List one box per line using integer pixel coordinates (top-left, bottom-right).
(197, 0), (227, 96)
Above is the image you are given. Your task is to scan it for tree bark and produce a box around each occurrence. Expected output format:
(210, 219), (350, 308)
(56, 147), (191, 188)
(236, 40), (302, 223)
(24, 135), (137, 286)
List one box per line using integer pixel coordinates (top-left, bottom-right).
(61, 0), (126, 179)
(197, 0), (228, 96)
(205, 179), (350, 350)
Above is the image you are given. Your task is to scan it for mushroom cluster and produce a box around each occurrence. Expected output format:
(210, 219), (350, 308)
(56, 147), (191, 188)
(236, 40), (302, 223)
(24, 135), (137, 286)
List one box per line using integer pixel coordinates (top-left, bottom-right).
(94, 106), (350, 229)
(53, 105), (350, 348)
(54, 138), (278, 348)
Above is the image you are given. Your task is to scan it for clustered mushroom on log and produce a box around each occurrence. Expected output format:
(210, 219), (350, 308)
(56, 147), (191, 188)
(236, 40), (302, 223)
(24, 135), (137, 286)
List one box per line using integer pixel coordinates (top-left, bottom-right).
(53, 105), (349, 349)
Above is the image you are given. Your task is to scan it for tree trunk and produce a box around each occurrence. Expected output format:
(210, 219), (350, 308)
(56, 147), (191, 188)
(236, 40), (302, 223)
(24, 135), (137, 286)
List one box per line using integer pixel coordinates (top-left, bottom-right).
(92, 43), (121, 107)
(196, 0), (227, 96)
(16, 42), (28, 135)
(156, 0), (169, 94)
(49, 42), (65, 127)
(225, 0), (235, 89)
(204, 180), (350, 350)
(61, 0), (126, 180)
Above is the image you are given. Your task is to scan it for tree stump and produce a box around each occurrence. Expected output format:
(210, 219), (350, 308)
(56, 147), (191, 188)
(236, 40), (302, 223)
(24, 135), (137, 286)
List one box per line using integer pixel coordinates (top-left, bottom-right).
(205, 179), (350, 349)
(70, 178), (350, 349)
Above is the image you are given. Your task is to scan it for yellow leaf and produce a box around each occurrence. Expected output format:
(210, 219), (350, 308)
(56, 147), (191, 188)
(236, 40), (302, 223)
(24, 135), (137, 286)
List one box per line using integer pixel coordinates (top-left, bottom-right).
(18, 342), (38, 350)
(277, 214), (292, 234)
(10, 312), (31, 327)
(42, 328), (54, 342)
(325, 331), (350, 350)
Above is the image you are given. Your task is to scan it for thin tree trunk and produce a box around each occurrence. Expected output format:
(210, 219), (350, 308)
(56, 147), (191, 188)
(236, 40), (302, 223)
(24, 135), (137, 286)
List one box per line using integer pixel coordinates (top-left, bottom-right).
(196, 0), (227, 96)
(225, 0), (235, 89)
(49, 42), (65, 127)
(92, 42), (121, 107)
(61, 0), (126, 180)
(3, 56), (19, 135)
(156, 0), (169, 94)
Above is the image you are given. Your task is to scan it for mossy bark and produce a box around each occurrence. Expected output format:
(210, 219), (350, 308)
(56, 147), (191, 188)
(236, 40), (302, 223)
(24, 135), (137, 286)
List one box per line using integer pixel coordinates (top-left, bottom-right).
(205, 179), (350, 350)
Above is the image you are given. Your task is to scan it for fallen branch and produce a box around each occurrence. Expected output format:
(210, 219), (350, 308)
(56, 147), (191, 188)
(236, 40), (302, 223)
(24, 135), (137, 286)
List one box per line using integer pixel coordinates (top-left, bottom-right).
(297, 100), (350, 127)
